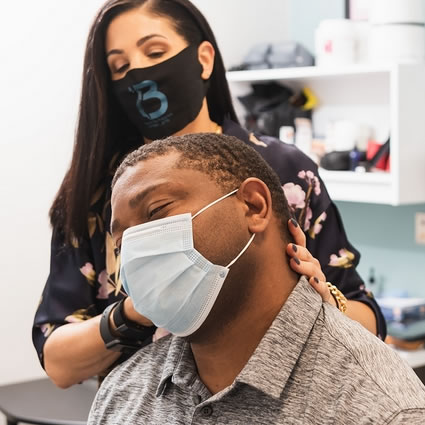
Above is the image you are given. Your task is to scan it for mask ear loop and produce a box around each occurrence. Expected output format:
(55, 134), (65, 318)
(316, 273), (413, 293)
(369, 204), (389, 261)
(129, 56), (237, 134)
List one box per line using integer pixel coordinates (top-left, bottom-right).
(226, 233), (256, 268)
(192, 188), (239, 220)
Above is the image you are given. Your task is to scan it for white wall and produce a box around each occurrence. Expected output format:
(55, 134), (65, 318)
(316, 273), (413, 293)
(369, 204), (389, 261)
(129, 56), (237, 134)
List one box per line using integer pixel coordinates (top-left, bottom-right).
(0, 0), (107, 386)
(0, 2), (289, 421)
(192, 0), (290, 68)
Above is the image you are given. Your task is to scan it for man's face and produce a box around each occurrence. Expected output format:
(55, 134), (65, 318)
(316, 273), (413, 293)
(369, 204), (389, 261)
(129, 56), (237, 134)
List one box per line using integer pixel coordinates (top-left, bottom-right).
(111, 151), (251, 275)
(111, 151), (257, 339)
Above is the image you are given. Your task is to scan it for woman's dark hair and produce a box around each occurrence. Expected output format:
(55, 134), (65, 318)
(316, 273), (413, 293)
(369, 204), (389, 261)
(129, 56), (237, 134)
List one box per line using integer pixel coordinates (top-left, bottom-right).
(50, 0), (238, 244)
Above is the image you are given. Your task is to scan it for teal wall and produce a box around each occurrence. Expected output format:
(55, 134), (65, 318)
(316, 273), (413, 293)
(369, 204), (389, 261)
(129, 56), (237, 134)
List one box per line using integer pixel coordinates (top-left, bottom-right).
(336, 202), (425, 297)
(289, 0), (345, 53)
(290, 0), (425, 298)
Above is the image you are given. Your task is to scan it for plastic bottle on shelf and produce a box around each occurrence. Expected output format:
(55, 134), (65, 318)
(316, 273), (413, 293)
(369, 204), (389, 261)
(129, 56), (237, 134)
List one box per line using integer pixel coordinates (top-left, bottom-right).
(294, 118), (313, 157)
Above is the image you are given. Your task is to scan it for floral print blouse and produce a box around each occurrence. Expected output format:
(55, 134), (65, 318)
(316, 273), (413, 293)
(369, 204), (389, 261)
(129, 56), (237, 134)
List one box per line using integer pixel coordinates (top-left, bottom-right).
(32, 119), (386, 367)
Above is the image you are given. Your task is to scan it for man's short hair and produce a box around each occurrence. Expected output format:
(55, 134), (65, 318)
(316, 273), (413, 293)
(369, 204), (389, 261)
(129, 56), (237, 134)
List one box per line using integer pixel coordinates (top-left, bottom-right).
(113, 133), (293, 242)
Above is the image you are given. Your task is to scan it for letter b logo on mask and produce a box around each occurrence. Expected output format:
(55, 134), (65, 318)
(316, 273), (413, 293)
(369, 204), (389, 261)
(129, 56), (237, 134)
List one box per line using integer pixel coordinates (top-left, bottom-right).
(129, 80), (168, 120)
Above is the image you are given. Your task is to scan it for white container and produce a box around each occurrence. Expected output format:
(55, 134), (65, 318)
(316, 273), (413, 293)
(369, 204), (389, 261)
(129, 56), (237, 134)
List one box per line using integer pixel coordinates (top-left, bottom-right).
(370, 24), (425, 63)
(325, 120), (372, 152)
(294, 118), (312, 156)
(353, 21), (371, 64)
(315, 19), (356, 67)
(279, 126), (295, 144)
(369, 0), (425, 25)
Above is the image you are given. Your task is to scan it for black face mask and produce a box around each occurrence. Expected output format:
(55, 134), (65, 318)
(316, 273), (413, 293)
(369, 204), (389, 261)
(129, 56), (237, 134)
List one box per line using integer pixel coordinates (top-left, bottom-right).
(113, 45), (209, 140)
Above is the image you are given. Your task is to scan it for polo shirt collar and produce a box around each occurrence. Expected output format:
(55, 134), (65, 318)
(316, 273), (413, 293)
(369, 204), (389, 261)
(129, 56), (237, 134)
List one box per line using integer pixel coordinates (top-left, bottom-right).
(156, 276), (323, 400)
(156, 336), (190, 397)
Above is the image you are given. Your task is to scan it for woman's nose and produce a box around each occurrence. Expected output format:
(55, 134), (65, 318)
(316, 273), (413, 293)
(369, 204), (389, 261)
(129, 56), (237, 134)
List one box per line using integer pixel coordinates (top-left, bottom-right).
(127, 53), (149, 72)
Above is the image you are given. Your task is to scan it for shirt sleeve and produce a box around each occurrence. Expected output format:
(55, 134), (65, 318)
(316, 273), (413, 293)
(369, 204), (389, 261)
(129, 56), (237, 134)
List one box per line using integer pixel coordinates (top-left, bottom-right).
(32, 223), (114, 368)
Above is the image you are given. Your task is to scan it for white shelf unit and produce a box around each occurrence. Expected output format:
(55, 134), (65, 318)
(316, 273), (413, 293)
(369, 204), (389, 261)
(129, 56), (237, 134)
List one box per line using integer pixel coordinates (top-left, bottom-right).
(227, 65), (425, 205)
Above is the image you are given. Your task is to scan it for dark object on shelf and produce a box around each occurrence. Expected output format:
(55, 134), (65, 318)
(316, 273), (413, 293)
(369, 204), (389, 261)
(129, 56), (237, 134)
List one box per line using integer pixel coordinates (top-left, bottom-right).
(320, 150), (351, 171)
(228, 41), (314, 71)
(321, 139), (390, 172)
(238, 82), (311, 137)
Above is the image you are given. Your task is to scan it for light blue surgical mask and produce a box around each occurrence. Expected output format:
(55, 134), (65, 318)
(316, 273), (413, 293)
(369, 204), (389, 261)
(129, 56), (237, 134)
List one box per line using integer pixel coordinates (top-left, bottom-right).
(120, 189), (255, 337)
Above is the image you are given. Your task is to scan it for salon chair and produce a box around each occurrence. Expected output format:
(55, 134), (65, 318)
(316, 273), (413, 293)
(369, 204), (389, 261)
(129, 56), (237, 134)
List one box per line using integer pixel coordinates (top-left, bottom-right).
(0, 377), (97, 425)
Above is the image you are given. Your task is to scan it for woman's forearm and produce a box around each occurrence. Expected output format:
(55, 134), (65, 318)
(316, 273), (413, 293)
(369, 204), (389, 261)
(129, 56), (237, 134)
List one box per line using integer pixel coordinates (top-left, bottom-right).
(345, 300), (378, 335)
(43, 315), (121, 388)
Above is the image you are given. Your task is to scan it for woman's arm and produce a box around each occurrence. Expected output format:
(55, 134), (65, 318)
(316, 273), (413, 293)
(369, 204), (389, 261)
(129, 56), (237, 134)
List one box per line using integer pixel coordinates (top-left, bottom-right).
(33, 223), (154, 388)
(43, 316), (120, 388)
(43, 297), (153, 388)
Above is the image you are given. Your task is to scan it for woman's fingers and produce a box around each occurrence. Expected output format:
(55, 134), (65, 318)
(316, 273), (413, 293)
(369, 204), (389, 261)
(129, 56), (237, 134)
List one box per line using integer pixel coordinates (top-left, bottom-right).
(286, 243), (326, 282)
(287, 218), (329, 299)
(288, 218), (306, 247)
(289, 254), (326, 282)
(309, 276), (332, 303)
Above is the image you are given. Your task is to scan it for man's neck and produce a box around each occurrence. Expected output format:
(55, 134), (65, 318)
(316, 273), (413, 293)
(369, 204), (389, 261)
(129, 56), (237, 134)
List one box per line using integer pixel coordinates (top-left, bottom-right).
(190, 272), (298, 395)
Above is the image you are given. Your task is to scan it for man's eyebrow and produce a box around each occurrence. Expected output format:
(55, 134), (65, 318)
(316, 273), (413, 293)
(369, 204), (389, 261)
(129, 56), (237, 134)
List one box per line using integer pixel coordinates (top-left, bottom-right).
(128, 182), (174, 209)
(110, 184), (165, 237)
(111, 182), (184, 236)
(106, 34), (167, 58)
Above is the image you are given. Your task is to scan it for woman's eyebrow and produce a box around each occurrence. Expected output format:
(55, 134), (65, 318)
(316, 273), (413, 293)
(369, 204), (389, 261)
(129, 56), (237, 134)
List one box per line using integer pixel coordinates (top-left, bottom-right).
(106, 34), (167, 58)
(136, 34), (167, 47)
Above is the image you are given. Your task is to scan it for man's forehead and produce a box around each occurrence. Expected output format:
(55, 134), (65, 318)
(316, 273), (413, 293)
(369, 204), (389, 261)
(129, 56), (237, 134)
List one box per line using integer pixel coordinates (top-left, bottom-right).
(114, 153), (178, 191)
(113, 155), (216, 203)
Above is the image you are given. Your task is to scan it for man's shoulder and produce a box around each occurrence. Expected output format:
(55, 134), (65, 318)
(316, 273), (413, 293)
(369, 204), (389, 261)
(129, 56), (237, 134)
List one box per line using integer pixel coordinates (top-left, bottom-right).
(118, 333), (173, 376)
(100, 335), (173, 394)
(322, 305), (425, 410)
(88, 335), (175, 424)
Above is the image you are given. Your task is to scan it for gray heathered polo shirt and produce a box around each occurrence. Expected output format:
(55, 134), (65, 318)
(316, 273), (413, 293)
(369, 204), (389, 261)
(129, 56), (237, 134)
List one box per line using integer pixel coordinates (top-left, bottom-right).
(88, 277), (425, 424)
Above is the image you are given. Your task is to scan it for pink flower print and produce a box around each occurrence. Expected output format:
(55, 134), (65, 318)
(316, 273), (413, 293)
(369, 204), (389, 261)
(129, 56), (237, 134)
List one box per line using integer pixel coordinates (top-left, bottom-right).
(313, 176), (321, 195)
(153, 327), (171, 342)
(65, 315), (82, 323)
(303, 207), (313, 231)
(308, 212), (327, 238)
(80, 262), (95, 284)
(282, 183), (306, 211)
(65, 308), (93, 323)
(298, 170), (321, 196)
(97, 270), (109, 299)
(329, 248), (355, 269)
(40, 323), (55, 338)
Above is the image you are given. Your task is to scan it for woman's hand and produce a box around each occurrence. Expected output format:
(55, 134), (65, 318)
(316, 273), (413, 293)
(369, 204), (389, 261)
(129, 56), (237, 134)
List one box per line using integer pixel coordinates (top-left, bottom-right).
(286, 218), (334, 304)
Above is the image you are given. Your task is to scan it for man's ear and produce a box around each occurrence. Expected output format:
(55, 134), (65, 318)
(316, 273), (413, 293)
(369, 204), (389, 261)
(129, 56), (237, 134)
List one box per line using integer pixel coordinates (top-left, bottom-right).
(238, 178), (273, 235)
(198, 41), (215, 80)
